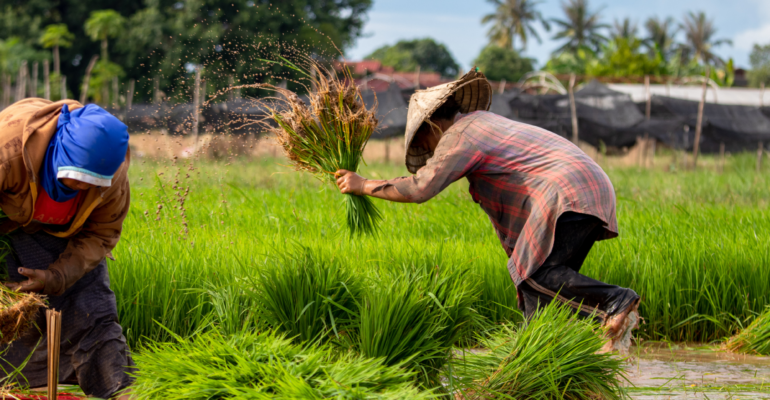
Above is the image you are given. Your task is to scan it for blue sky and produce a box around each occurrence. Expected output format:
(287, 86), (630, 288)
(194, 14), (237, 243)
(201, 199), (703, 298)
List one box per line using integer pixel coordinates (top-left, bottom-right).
(345, 0), (770, 70)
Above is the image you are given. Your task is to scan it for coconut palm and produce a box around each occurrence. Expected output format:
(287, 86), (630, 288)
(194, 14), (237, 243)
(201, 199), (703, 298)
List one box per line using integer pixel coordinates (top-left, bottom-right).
(39, 24), (75, 75)
(550, 0), (609, 54)
(680, 11), (732, 65)
(644, 16), (679, 59)
(481, 0), (550, 50)
(84, 9), (126, 62)
(611, 18), (638, 40)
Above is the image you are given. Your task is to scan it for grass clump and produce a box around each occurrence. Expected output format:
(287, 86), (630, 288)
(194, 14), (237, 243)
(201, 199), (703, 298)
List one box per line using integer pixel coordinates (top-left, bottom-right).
(349, 265), (480, 391)
(130, 329), (434, 399)
(455, 301), (627, 400)
(726, 307), (770, 355)
(249, 249), (362, 344)
(0, 285), (45, 345)
(263, 60), (381, 236)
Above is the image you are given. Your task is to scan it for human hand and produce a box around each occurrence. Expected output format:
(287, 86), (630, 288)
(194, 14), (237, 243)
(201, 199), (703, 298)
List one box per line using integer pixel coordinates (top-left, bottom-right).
(4, 268), (46, 293)
(335, 169), (367, 195)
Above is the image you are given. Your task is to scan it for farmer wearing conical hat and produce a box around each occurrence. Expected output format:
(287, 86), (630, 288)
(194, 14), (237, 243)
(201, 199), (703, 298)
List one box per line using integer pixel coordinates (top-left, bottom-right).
(335, 71), (640, 351)
(0, 99), (133, 398)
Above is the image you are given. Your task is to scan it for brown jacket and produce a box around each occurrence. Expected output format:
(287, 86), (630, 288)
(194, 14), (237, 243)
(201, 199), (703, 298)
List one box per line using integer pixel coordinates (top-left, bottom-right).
(0, 98), (130, 295)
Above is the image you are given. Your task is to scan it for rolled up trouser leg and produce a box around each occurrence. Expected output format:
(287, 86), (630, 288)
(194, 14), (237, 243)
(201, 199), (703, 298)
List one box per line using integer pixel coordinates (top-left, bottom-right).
(0, 230), (135, 399)
(517, 212), (639, 323)
(519, 264), (640, 323)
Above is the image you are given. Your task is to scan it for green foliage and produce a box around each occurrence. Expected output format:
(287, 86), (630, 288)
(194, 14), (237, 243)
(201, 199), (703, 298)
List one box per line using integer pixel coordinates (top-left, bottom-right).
(473, 44), (535, 82)
(84, 9), (125, 42)
(88, 60), (125, 103)
(727, 307), (770, 356)
(544, 47), (596, 75)
(249, 249), (362, 344)
(455, 302), (627, 399)
(350, 264), (480, 390)
(748, 43), (770, 88)
(586, 37), (667, 78)
(38, 24), (75, 49)
(366, 38), (459, 77)
(550, 0), (609, 54)
(0, 37), (48, 75)
(130, 329), (434, 399)
(481, 0), (550, 50)
(710, 58), (734, 87)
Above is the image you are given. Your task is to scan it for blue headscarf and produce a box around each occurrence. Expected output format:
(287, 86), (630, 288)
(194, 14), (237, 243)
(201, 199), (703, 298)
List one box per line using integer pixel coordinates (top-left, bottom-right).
(40, 104), (129, 202)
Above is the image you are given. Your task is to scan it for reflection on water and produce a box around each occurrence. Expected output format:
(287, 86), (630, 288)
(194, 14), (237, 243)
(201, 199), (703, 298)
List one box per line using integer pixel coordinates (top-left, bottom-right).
(626, 342), (770, 399)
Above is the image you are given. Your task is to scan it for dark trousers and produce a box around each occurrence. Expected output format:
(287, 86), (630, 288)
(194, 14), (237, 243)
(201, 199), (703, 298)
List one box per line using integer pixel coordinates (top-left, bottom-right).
(517, 212), (639, 323)
(0, 231), (134, 399)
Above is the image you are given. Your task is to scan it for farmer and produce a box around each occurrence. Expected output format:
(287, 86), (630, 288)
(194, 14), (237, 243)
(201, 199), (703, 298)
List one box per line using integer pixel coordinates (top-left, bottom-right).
(335, 71), (640, 351)
(0, 99), (134, 398)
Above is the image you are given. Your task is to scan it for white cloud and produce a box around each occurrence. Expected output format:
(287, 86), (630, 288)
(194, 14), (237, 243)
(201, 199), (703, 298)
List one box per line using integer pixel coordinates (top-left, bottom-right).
(734, 24), (770, 51)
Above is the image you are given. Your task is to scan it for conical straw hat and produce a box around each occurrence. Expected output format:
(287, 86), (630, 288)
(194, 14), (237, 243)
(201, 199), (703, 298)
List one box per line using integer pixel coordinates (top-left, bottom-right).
(404, 70), (492, 173)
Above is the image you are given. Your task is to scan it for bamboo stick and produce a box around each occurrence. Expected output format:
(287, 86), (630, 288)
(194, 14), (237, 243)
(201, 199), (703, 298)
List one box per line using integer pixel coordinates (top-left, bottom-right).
(568, 73), (579, 145)
(692, 67), (710, 170)
(60, 76), (67, 101)
(31, 62), (38, 98)
(192, 66), (201, 142)
(47, 309), (62, 400)
(16, 61), (28, 102)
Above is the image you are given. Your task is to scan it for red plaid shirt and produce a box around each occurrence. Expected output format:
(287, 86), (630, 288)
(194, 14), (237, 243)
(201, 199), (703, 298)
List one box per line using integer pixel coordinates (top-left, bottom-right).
(390, 111), (618, 285)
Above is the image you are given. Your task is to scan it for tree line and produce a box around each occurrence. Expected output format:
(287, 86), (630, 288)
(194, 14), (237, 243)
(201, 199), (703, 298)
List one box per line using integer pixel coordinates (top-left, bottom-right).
(0, 0), (372, 106)
(367, 0), (769, 87)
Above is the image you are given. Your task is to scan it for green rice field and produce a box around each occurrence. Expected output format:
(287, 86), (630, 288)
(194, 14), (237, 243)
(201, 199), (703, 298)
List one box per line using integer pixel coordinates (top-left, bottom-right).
(104, 148), (770, 397)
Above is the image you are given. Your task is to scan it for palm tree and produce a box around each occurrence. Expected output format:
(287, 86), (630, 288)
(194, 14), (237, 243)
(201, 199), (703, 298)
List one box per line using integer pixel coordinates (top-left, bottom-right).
(84, 10), (126, 62)
(550, 0), (609, 54)
(611, 18), (638, 40)
(644, 16), (679, 59)
(680, 11), (732, 65)
(39, 24), (75, 75)
(481, 0), (550, 50)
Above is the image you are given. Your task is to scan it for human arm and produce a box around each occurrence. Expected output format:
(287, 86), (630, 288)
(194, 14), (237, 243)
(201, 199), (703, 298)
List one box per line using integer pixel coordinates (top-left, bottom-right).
(335, 130), (482, 203)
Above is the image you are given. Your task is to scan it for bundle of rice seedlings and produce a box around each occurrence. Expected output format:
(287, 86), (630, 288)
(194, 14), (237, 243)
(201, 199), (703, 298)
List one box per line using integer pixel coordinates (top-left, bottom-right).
(349, 264), (481, 391)
(130, 329), (434, 399)
(262, 59), (382, 236)
(1, 285), (45, 345)
(248, 249), (362, 344)
(726, 307), (770, 355)
(454, 301), (627, 400)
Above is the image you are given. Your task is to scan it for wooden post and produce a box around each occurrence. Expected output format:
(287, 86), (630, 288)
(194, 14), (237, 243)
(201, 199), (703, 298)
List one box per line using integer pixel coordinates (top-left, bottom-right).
(31, 62), (38, 98)
(692, 68), (709, 170)
(47, 309), (62, 400)
(126, 79), (135, 111)
(153, 76), (160, 104)
(644, 76), (652, 168)
(192, 66), (201, 142)
(79, 55), (99, 104)
(757, 141), (763, 173)
(499, 79), (506, 94)
(112, 77), (119, 108)
(568, 73), (579, 145)
(227, 75), (233, 100)
(16, 61), (27, 102)
(719, 142), (725, 173)
(1, 73), (8, 108)
(384, 138), (390, 163)
(43, 59), (50, 100)
(60, 76), (67, 100)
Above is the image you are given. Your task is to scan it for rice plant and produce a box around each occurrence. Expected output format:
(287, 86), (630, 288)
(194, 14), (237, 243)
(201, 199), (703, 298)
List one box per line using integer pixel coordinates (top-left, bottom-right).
(0, 285), (45, 345)
(261, 59), (382, 236)
(130, 329), (435, 399)
(348, 264), (481, 391)
(726, 307), (770, 355)
(453, 301), (628, 400)
(248, 248), (362, 344)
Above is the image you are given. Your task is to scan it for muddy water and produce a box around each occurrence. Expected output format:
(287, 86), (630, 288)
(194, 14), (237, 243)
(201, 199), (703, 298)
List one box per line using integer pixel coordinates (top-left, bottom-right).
(626, 342), (770, 399)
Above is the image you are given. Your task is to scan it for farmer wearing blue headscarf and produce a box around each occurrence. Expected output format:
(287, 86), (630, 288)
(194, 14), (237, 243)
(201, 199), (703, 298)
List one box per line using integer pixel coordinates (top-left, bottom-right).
(0, 99), (134, 399)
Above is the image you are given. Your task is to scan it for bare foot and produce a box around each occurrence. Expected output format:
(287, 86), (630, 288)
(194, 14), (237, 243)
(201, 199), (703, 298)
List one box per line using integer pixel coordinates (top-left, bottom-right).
(601, 299), (641, 354)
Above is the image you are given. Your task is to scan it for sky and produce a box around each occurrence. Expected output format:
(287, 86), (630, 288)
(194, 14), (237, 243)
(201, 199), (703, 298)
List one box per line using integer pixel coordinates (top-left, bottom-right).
(345, 0), (770, 70)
